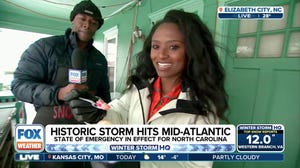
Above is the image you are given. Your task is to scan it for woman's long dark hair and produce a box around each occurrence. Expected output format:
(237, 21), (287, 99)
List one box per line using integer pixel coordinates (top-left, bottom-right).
(128, 10), (228, 121)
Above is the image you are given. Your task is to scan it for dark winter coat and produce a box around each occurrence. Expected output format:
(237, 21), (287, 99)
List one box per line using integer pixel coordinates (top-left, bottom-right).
(11, 28), (111, 125)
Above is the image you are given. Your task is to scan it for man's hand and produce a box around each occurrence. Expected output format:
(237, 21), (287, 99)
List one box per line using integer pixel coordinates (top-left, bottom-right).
(58, 84), (88, 101)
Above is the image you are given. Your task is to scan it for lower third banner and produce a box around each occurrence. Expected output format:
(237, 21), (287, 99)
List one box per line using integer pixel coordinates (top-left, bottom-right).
(15, 153), (284, 162)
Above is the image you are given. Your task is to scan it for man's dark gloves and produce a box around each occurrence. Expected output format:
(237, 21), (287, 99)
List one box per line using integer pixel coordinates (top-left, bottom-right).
(64, 90), (106, 123)
(69, 99), (105, 123)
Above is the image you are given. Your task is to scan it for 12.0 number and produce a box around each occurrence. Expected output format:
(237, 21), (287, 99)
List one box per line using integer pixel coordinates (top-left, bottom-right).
(246, 135), (271, 144)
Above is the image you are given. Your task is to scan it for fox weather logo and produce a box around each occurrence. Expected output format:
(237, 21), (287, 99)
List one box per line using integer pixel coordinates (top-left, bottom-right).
(15, 124), (44, 152)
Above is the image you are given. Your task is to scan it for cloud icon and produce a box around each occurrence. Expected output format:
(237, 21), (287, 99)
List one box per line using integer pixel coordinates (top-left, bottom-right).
(144, 154), (150, 160)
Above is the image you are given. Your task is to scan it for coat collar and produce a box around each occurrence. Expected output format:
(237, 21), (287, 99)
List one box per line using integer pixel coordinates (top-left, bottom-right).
(146, 91), (189, 123)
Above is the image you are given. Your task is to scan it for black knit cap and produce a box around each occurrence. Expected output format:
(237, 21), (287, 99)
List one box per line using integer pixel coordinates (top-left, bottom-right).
(70, 0), (104, 29)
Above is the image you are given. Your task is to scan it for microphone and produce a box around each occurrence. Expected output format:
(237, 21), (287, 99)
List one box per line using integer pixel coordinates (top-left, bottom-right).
(66, 49), (110, 110)
(68, 48), (88, 84)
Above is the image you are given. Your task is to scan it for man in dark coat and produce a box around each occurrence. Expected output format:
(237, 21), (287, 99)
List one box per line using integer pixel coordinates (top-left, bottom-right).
(11, 0), (111, 167)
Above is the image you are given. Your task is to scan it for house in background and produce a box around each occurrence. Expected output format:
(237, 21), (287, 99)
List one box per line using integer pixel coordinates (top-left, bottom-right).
(0, 0), (299, 168)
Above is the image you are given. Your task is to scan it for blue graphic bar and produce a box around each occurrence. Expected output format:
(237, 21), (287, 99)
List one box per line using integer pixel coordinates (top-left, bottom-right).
(189, 153), (284, 161)
(15, 153), (284, 162)
(218, 13), (283, 19)
(45, 144), (235, 153)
